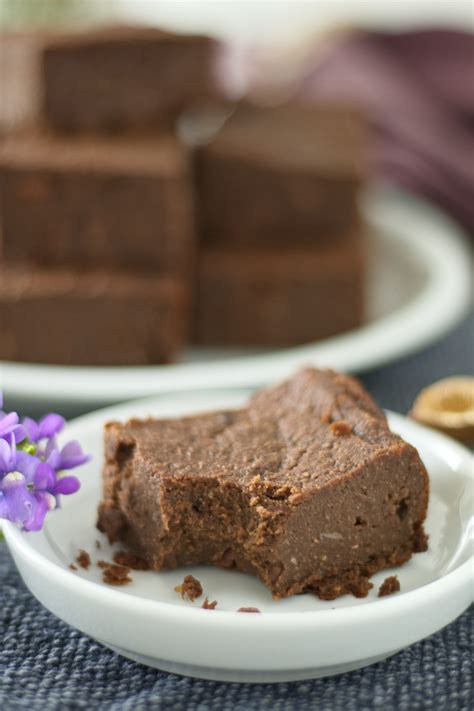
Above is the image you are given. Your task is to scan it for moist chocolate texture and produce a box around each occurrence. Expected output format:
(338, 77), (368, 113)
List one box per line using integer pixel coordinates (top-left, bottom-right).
(97, 368), (429, 599)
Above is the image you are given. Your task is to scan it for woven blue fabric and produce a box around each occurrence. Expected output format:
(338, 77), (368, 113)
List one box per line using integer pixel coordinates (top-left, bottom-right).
(1, 312), (472, 710)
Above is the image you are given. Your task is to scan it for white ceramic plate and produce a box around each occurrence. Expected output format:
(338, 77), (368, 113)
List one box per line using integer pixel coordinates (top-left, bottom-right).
(0, 186), (471, 413)
(4, 391), (473, 683)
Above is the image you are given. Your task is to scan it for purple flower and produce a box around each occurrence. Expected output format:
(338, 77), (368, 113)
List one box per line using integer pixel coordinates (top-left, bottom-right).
(43, 437), (90, 471)
(0, 392), (88, 532)
(0, 437), (41, 527)
(23, 461), (80, 532)
(0, 394), (25, 442)
(22, 413), (65, 443)
(0, 471), (36, 528)
(0, 437), (81, 531)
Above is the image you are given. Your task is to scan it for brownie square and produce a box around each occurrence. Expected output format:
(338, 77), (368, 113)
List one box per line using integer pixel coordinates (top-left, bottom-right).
(195, 103), (368, 247)
(42, 26), (219, 131)
(194, 238), (366, 346)
(0, 265), (189, 365)
(97, 368), (429, 599)
(0, 131), (194, 273)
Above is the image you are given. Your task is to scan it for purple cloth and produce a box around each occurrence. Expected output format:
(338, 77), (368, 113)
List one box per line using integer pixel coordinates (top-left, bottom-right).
(296, 29), (474, 235)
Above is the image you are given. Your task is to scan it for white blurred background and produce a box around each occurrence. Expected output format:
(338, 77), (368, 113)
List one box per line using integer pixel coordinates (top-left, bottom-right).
(1, 0), (472, 39)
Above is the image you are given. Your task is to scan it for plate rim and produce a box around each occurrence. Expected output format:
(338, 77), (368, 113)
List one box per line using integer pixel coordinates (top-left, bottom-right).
(3, 409), (473, 629)
(1, 185), (472, 405)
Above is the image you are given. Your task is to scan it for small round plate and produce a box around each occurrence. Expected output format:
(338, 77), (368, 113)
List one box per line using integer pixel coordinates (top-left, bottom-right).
(1, 185), (471, 413)
(3, 391), (473, 683)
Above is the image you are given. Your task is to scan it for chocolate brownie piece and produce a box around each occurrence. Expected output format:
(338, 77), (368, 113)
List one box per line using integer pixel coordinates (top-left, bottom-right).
(0, 265), (188, 365)
(194, 240), (365, 346)
(0, 27), (219, 131)
(0, 131), (194, 273)
(195, 103), (367, 247)
(97, 368), (429, 599)
(42, 26), (218, 131)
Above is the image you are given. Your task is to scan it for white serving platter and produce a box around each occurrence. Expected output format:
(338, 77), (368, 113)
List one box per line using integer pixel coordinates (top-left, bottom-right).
(1, 186), (471, 413)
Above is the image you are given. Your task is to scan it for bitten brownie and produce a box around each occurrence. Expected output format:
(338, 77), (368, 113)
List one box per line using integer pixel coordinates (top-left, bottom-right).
(0, 266), (188, 365)
(0, 131), (194, 273)
(195, 103), (367, 247)
(97, 368), (429, 599)
(194, 239), (365, 346)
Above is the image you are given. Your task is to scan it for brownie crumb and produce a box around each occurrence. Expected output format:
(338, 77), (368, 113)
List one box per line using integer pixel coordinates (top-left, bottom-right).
(76, 549), (91, 570)
(95, 540), (101, 549)
(102, 564), (132, 586)
(113, 550), (150, 570)
(378, 575), (400, 597)
(202, 597), (218, 610)
(69, 563), (78, 571)
(97, 559), (112, 569)
(330, 420), (353, 436)
(237, 607), (261, 613)
(175, 574), (203, 601)
(316, 571), (373, 600)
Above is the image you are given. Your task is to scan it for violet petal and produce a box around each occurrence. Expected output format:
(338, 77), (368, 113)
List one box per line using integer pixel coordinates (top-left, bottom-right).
(22, 417), (40, 442)
(60, 441), (91, 470)
(33, 461), (56, 491)
(39, 414), (65, 439)
(23, 493), (49, 532)
(0, 438), (15, 472)
(0, 411), (20, 439)
(0, 475), (35, 526)
(15, 450), (41, 485)
(53, 475), (81, 496)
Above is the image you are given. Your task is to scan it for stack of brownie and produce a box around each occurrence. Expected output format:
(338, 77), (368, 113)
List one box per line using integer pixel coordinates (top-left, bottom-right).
(0, 25), (368, 365)
(0, 27), (215, 365)
(194, 104), (367, 346)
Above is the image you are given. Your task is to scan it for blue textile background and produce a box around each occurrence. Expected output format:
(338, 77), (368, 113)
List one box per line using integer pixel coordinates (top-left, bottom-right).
(1, 312), (472, 710)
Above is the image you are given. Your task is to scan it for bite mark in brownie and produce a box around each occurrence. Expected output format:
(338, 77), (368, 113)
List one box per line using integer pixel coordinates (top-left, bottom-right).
(97, 368), (429, 599)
